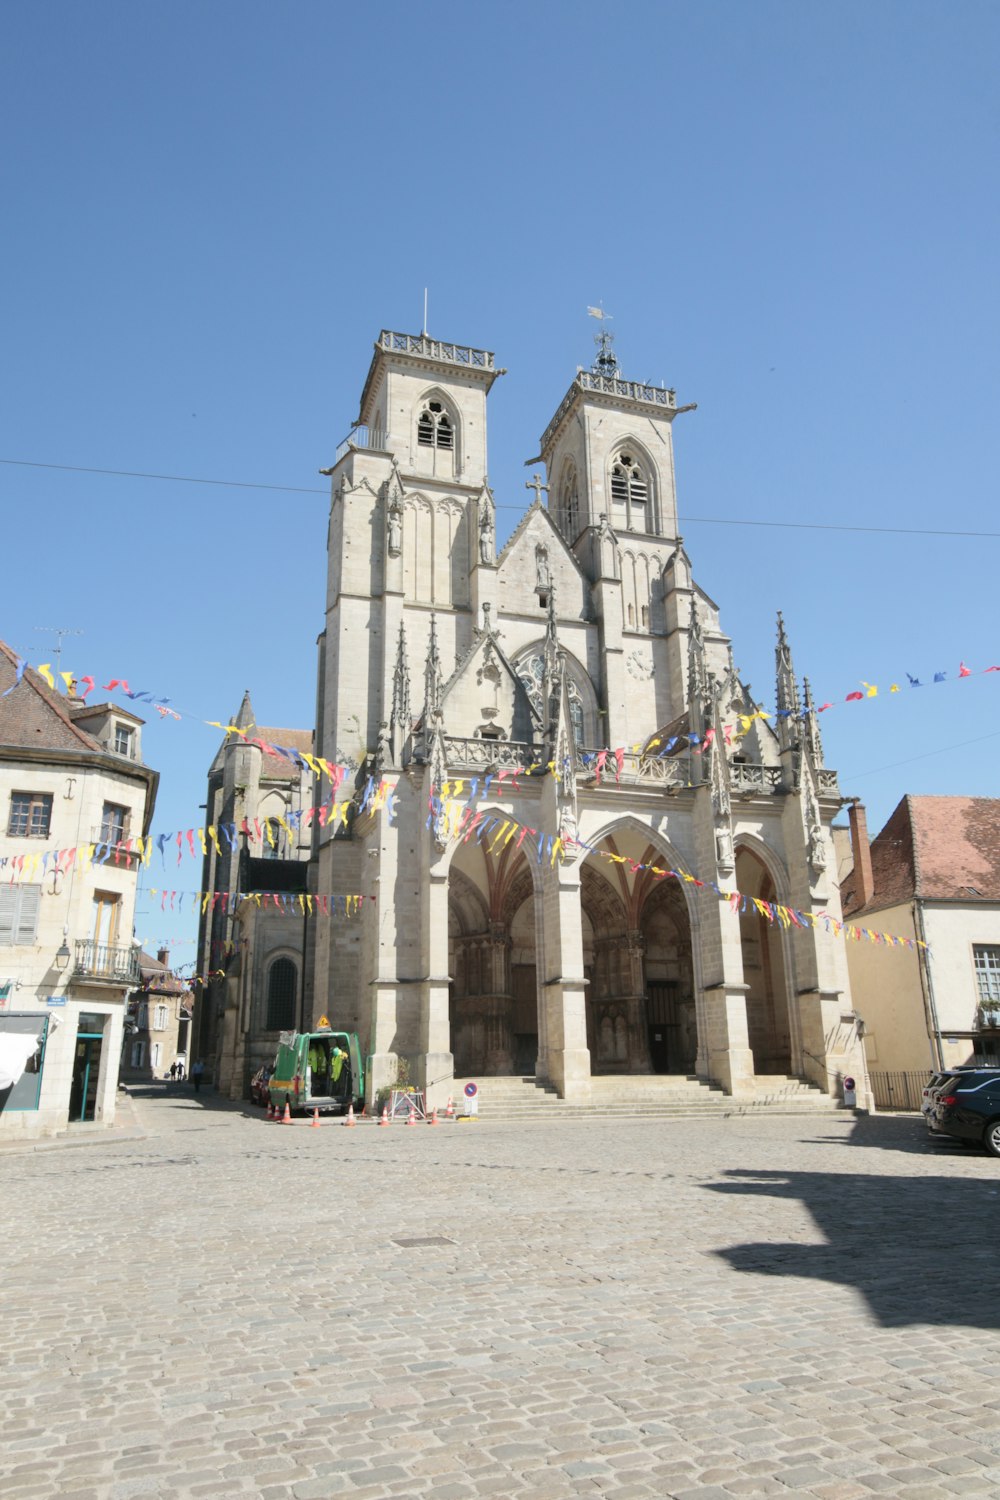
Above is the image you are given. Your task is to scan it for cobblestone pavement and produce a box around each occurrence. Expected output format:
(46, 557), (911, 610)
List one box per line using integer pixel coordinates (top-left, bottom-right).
(3, 1090), (1000, 1500)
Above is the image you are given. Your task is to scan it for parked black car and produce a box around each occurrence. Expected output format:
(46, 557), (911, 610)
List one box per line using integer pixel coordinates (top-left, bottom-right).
(930, 1067), (1000, 1155)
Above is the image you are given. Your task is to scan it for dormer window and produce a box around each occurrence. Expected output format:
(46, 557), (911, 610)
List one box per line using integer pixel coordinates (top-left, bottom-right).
(417, 400), (453, 450)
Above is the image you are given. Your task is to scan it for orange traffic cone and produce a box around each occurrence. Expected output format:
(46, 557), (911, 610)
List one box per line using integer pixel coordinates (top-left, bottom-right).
(445, 1095), (454, 1118)
(406, 1107), (417, 1127)
(428, 1108), (438, 1126)
(344, 1104), (356, 1128)
(266, 1101), (273, 1120)
(379, 1106), (390, 1126)
(310, 1108), (321, 1128)
(282, 1101), (292, 1124)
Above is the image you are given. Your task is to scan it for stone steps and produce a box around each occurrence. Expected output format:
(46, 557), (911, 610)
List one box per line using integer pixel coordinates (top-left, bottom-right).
(448, 1074), (842, 1120)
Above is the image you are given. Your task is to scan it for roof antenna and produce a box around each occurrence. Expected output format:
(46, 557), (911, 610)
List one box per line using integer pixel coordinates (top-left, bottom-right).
(586, 304), (619, 377)
(34, 626), (83, 673)
(422, 288), (428, 337)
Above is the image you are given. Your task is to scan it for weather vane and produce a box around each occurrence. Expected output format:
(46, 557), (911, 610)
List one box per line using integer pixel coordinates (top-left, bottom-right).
(586, 304), (619, 377)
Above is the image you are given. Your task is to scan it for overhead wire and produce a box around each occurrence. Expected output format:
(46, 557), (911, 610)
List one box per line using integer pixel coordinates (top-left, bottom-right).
(1, 457), (997, 539)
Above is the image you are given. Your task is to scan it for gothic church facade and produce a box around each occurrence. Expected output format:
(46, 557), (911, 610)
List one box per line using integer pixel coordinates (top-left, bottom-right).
(307, 328), (867, 1107)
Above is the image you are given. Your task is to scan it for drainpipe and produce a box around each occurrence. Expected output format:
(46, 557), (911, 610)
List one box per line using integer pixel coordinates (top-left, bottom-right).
(914, 899), (943, 1069)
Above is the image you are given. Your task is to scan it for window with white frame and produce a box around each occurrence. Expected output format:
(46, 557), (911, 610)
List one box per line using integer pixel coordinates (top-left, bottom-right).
(113, 723), (134, 757)
(974, 945), (1000, 1006)
(154, 1004), (168, 1031)
(8, 792), (52, 839)
(417, 400), (454, 450)
(131, 1039), (146, 1068)
(99, 801), (128, 844)
(0, 885), (41, 946)
(137, 1001), (149, 1030)
(151, 1042), (161, 1070)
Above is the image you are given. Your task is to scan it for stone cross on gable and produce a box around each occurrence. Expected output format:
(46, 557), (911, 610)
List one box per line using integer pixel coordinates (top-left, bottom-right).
(525, 473), (550, 506)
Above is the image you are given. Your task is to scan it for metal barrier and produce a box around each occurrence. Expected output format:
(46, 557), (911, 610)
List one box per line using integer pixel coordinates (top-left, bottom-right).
(867, 1070), (929, 1111)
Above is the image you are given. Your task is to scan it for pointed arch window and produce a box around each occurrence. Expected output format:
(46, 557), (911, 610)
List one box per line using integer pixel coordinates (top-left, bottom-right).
(266, 957), (297, 1032)
(559, 463), (580, 541)
(516, 652), (586, 745)
(610, 451), (648, 531)
(417, 400), (453, 450)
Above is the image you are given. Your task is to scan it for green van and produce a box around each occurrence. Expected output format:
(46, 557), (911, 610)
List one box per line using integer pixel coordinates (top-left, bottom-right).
(267, 1018), (364, 1116)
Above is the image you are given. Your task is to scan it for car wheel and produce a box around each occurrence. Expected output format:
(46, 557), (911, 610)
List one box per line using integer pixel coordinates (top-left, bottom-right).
(983, 1119), (1000, 1158)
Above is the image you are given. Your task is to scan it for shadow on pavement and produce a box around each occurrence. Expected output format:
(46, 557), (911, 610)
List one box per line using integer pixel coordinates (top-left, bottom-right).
(705, 1150), (1000, 1329)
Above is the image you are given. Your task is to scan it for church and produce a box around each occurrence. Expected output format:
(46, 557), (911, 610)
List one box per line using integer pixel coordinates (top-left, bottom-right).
(303, 325), (867, 1108)
(198, 325), (867, 1109)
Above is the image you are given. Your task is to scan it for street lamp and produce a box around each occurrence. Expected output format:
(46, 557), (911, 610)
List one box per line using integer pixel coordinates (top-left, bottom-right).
(55, 937), (71, 971)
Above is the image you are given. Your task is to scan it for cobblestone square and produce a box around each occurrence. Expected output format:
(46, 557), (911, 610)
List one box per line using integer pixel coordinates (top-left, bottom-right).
(2, 1091), (999, 1498)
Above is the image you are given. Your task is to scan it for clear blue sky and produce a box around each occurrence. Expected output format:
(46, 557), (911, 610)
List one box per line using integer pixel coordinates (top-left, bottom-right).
(2, 1), (998, 959)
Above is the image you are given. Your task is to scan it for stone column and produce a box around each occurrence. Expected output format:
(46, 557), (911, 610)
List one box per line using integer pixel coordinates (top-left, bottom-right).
(417, 858), (454, 1110)
(536, 853), (591, 1101)
(692, 788), (755, 1098)
(624, 930), (653, 1073)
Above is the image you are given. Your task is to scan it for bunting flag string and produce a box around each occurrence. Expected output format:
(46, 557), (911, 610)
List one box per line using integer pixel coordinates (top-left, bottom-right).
(0, 782), (397, 885)
(146, 888), (368, 919)
(427, 789), (927, 956)
(4, 651), (1000, 773)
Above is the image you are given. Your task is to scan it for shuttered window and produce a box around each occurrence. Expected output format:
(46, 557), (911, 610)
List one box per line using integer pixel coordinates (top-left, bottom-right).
(0, 885), (42, 946)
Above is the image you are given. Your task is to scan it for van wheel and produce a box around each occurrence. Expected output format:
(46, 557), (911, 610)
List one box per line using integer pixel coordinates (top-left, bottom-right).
(983, 1119), (1000, 1157)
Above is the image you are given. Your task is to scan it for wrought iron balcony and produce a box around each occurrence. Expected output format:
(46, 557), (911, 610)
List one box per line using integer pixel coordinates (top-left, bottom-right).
(73, 940), (140, 985)
(332, 424), (389, 465)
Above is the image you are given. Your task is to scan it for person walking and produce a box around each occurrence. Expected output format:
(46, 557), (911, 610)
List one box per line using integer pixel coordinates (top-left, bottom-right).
(192, 1059), (205, 1093)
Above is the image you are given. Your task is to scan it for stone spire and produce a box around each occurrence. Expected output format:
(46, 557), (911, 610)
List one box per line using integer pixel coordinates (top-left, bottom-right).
(801, 676), (825, 768)
(775, 611), (801, 753)
(390, 622), (411, 761)
(423, 613), (443, 722)
(687, 597), (708, 714)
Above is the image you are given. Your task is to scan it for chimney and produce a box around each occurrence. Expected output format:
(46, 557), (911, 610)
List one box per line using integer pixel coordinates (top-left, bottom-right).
(847, 800), (875, 910)
(157, 947), (169, 968)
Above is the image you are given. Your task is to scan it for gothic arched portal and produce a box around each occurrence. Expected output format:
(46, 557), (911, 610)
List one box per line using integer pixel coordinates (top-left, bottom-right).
(447, 847), (537, 1077)
(580, 831), (696, 1076)
(734, 846), (793, 1075)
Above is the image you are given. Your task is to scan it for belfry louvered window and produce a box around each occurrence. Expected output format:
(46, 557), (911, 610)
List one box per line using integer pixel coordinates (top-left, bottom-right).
(417, 401), (453, 450)
(610, 454), (647, 511)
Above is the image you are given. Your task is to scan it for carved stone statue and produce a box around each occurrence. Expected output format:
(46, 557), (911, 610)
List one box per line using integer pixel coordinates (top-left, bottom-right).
(479, 505), (494, 564)
(376, 720), (392, 768)
(535, 544), (550, 590)
(715, 827), (734, 870)
(808, 822), (827, 870)
(387, 500), (402, 557)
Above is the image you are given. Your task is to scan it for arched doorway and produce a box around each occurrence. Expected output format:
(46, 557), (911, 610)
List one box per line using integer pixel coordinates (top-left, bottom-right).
(734, 846), (793, 1075)
(580, 826), (696, 1075)
(447, 839), (537, 1077)
(639, 878), (696, 1074)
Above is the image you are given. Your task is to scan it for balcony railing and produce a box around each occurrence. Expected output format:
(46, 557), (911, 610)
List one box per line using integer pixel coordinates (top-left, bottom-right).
(332, 424), (389, 466)
(378, 330), (494, 369)
(577, 751), (693, 787)
(444, 737), (534, 771)
(74, 940), (140, 985)
(578, 371), (676, 407)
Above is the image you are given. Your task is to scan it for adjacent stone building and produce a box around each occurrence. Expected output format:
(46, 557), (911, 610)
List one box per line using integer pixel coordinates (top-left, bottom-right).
(839, 796), (1000, 1083)
(305, 328), (868, 1108)
(0, 644), (158, 1137)
(194, 691), (315, 1098)
(121, 947), (193, 1082)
